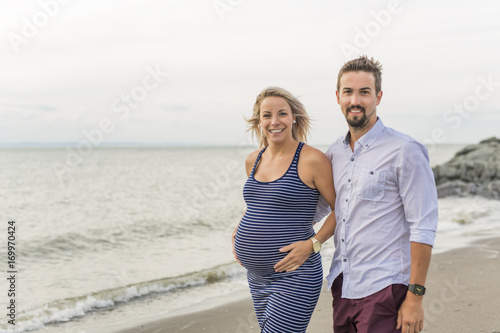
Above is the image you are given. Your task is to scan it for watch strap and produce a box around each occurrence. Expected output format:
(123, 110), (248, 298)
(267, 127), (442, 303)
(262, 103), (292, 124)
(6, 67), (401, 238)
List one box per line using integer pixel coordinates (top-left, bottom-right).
(408, 284), (426, 296)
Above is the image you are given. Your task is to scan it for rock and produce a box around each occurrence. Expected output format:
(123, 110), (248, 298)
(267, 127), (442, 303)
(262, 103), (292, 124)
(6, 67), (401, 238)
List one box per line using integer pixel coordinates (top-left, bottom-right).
(435, 180), (473, 198)
(432, 137), (500, 199)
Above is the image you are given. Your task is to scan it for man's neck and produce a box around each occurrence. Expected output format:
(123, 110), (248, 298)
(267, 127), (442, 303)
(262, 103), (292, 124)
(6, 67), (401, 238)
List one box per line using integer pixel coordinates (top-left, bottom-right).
(347, 117), (378, 151)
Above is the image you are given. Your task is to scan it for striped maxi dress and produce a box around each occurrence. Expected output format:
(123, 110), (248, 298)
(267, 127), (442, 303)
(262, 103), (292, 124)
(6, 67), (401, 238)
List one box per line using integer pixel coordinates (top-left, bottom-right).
(234, 142), (323, 332)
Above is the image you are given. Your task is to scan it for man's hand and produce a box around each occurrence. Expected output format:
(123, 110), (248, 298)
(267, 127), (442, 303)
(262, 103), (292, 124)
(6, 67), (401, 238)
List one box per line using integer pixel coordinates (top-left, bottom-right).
(273, 240), (313, 272)
(396, 293), (424, 333)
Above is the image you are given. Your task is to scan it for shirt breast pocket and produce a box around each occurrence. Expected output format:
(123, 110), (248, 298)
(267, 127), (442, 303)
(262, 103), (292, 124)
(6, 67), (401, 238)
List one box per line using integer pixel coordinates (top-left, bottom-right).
(358, 168), (386, 201)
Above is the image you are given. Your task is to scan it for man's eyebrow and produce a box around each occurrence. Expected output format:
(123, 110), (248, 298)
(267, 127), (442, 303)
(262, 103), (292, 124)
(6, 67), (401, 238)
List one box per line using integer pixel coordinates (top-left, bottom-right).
(342, 87), (372, 91)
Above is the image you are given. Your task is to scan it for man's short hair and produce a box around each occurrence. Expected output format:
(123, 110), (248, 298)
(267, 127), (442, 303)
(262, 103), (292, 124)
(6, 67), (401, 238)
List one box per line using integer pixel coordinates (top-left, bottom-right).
(337, 56), (383, 94)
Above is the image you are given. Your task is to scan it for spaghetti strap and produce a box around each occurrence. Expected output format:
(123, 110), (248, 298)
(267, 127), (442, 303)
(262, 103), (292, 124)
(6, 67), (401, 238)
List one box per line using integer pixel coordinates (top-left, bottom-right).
(250, 146), (267, 177)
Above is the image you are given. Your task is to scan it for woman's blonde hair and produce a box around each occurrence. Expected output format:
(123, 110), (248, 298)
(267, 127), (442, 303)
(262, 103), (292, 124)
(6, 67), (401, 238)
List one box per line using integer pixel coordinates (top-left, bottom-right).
(246, 87), (311, 148)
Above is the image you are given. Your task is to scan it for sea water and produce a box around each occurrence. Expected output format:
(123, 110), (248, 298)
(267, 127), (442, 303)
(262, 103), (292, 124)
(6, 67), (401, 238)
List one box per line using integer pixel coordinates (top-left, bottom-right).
(0, 144), (499, 333)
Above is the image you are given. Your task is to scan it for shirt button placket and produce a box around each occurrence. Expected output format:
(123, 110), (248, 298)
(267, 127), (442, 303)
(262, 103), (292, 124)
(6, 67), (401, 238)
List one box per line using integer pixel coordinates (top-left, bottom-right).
(342, 153), (356, 269)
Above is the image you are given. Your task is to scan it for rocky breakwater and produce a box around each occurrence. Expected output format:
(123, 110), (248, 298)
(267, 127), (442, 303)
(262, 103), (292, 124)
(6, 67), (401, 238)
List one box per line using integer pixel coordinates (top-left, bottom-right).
(432, 137), (500, 199)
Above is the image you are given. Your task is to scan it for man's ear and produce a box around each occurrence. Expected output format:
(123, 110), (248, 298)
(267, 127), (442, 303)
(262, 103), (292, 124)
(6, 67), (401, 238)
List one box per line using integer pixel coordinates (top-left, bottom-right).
(376, 90), (383, 106)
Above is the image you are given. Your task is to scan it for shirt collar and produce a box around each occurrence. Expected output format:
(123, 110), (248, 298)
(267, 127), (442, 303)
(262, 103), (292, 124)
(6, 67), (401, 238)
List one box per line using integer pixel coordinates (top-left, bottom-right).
(342, 117), (385, 150)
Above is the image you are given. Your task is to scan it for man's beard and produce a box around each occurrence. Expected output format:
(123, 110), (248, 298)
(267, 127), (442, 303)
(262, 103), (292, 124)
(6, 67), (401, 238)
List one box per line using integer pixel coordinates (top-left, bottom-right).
(345, 105), (373, 128)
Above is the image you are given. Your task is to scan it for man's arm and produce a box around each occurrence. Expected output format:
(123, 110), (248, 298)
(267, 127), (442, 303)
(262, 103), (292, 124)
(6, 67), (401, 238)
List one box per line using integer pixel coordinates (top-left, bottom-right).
(314, 194), (331, 223)
(395, 140), (438, 333)
(396, 242), (432, 333)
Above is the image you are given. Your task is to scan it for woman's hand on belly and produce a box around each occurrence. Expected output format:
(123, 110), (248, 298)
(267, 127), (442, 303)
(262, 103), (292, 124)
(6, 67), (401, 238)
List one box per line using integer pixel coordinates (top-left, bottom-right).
(273, 240), (314, 273)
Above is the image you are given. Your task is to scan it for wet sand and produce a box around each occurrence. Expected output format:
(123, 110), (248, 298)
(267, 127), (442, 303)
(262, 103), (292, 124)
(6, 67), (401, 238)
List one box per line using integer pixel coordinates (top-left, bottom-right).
(112, 237), (500, 332)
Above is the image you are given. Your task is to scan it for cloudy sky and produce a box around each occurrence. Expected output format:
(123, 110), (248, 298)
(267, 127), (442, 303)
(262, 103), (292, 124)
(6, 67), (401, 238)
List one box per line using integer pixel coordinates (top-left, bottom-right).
(1, 0), (499, 146)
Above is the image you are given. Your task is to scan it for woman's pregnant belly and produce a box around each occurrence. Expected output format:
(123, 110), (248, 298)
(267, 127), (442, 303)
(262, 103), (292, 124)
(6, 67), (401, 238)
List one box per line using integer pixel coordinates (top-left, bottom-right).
(234, 214), (312, 276)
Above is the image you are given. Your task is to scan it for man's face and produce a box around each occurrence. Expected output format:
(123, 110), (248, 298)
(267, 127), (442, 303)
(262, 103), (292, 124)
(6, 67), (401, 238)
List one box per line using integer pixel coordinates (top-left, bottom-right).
(336, 71), (382, 130)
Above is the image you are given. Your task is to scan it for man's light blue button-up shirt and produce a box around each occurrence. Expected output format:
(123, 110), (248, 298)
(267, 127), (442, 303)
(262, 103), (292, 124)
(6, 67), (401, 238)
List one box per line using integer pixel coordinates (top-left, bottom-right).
(317, 118), (438, 299)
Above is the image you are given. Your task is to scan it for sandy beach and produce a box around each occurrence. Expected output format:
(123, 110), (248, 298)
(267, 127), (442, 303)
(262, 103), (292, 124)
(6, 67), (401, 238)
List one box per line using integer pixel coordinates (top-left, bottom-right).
(113, 237), (500, 333)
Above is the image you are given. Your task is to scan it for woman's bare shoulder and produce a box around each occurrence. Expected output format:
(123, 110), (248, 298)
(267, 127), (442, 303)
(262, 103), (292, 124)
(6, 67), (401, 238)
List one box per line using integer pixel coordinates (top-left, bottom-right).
(245, 149), (261, 164)
(245, 149), (261, 175)
(301, 144), (330, 165)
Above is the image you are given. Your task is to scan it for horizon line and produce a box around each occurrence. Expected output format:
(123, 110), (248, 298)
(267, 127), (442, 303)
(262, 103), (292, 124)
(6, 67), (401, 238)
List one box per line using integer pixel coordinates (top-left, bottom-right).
(0, 141), (478, 148)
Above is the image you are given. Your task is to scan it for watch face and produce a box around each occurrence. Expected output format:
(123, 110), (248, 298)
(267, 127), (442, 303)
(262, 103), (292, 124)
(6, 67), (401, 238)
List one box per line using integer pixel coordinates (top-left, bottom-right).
(313, 242), (321, 253)
(409, 284), (426, 295)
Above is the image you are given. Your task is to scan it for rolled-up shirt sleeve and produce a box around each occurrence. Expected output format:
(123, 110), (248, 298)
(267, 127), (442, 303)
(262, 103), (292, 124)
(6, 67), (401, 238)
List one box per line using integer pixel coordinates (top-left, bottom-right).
(397, 140), (438, 246)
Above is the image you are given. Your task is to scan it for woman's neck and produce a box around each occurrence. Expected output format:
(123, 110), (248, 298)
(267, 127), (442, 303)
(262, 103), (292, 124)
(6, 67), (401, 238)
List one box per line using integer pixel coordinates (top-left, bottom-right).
(265, 139), (299, 160)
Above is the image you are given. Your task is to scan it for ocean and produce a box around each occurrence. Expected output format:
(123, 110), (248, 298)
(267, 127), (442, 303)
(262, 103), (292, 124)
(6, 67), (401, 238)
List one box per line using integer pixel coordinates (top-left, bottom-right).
(1, 144), (499, 333)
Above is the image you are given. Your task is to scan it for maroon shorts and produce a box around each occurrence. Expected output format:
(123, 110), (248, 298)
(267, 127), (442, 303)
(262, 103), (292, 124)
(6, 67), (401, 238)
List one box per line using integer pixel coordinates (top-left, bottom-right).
(331, 273), (407, 333)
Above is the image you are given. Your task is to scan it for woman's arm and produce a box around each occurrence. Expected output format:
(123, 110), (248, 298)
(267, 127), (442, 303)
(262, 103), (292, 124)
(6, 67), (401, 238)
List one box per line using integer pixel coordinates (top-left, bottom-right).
(308, 149), (336, 244)
(273, 147), (337, 272)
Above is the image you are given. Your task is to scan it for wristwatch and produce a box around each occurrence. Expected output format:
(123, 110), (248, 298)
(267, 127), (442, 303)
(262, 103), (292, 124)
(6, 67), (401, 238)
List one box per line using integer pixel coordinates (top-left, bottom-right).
(408, 284), (426, 296)
(311, 237), (321, 253)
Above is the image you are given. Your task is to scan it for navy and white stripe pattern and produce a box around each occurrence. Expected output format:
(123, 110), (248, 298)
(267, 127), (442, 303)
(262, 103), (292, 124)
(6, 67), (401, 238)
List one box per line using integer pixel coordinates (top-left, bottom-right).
(235, 142), (323, 332)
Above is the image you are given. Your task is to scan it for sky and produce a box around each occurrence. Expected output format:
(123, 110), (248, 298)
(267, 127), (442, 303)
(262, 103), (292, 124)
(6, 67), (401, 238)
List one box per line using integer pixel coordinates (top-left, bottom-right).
(1, 0), (499, 146)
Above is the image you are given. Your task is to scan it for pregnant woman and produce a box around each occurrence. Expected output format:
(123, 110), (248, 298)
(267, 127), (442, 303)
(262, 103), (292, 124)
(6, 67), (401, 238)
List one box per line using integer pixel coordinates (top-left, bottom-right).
(232, 87), (337, 332)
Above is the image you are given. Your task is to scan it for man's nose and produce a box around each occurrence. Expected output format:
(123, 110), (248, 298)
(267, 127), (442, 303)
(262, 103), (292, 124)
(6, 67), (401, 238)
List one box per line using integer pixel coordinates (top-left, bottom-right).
(350, 93), (361, 105)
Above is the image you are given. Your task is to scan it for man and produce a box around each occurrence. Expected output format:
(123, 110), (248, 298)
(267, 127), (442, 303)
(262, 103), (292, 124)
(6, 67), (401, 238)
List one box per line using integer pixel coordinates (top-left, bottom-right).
(318, 56), (438, 333)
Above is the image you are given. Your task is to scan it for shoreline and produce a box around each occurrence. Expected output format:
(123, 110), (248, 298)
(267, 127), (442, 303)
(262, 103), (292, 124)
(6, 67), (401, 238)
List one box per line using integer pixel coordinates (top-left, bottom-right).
(109, 237), (500, 333)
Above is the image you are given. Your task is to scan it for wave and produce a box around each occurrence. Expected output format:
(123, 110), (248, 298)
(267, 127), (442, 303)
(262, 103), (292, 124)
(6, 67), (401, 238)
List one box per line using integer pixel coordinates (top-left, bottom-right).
(0, 262), (245, 332)
(18, 220), (194, 260)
